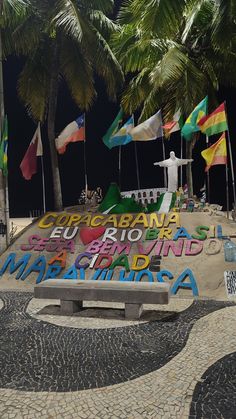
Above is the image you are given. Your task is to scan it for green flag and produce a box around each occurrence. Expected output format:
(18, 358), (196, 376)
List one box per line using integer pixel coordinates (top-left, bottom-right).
(0, 116), (8, 177)
(103, 108), (124, 149)
(181, 97), (208, 141)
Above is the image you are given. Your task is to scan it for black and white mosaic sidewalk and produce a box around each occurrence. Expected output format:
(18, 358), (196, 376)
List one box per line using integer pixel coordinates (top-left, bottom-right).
(190, 352), (236, 418)
(0, 291), (236, 418)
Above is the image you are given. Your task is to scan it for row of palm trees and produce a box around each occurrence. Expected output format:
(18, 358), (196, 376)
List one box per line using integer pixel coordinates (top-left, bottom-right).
(1, 0), (124, 212)
(113, 0), (236, 194)
(0, 0), (236, 220)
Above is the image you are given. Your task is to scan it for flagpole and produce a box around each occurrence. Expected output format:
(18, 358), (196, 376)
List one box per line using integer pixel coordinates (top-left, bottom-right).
(224, 101), (236, 210)
(83, 113), (88, 196)
(4, 118), (10, 246)
(180, 134), (183, 188)
(0, 29), (9, 249)
(40, 156), (46, 214)
(161, 135), (167, 188)
(118, 145), (122, 190)
(206, 135), (210, 203)
(225, 163), (229, 219)
(132, 114), (140, 190)
(134, 141), (141, 190)
(5, 175), (10, 246)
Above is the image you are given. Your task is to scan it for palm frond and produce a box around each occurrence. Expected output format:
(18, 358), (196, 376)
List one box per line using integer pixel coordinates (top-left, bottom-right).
(9, 13), (42, 55)
(150, 44), (201, 88)
(130, 0), (186, 38)
(211, 0), (236, 49)
(121, 68), (151, 114)
(111, 24), (139, 62)
(3, 0), (27, 14)
(88, 10), (118, 39)
(1, 0), (28, 28)
(117, 0), (140, 25)
(139, 88), (162, 122)
(90, 32), (124, 99)
(60, 36), (96, 110)
(17, 41), (51, 121)
(79, 18), (124, 99)
(79, 0), (114, 14)
(112, 25), (165, 73)
(53, 0), (84, 42)
(182, 0), (213, 44)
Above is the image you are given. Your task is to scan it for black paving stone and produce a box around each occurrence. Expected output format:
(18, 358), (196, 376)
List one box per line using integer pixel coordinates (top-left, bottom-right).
(190, 352), (236, 419)
(0, 291), (234, 392)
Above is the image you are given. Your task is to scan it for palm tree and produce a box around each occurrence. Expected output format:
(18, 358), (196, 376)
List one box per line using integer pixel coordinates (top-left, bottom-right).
(12, 0), (123, 210)
(0, 0), (27, 248)
(112, 0), (236, 196)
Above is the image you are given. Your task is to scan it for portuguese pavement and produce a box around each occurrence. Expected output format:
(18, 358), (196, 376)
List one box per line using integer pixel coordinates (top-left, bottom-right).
(0, 285), (235, 419)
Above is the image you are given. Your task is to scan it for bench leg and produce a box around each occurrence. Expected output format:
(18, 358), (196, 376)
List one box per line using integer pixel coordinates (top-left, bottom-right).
(60, 300), (82, 315)
(125, 303), (143, 320)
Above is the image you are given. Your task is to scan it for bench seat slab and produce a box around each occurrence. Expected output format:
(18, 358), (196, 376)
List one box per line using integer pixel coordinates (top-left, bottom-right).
(34, 280), (170, 305)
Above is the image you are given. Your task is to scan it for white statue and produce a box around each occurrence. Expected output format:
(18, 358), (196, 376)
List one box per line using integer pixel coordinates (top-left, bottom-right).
(154, 151), (193, 192)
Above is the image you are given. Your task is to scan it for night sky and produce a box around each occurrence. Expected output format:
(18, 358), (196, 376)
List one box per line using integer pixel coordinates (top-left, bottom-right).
(4, 8), (236, 217)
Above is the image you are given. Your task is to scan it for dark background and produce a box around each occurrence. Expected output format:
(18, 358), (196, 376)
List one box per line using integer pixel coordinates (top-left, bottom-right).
(4, 2), (236, 217)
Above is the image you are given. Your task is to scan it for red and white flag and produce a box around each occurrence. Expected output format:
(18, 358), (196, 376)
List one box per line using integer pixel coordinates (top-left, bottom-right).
(20, 123), (43, 180)
(55, 115), (85, 154)
(163, 110), (183, 137)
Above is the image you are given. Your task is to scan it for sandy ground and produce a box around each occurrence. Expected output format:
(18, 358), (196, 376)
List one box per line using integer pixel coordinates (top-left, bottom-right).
(10, 218), (33, 236)
(1, 211), (236, 300)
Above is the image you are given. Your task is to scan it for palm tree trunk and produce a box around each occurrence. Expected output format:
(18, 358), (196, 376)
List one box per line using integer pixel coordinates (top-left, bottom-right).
(186, 141), (193, 197)
(47, 38), (63, 211)
(186, 132), (199, 198)
(186, 134), (197, 198)
(0, 0), (8, 250)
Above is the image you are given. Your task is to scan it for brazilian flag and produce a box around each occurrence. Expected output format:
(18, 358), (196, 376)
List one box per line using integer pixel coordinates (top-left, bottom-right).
(181, 97), (208, 141)
(0, 116), (8, 177)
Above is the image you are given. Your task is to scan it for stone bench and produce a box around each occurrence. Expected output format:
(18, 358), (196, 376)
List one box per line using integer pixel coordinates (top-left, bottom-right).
(34, 280), (170, 320)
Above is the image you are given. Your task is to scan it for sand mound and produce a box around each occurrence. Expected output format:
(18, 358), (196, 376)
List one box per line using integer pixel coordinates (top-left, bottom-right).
(0, 210), (236, 300)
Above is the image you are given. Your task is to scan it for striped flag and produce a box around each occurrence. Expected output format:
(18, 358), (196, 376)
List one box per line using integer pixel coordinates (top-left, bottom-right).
(198, 103), (228, 137)
(55, 114), (85, 154)
(201, 133), (227, 172)
(108, 116), (134, 148)
(0, 116), (8, 177)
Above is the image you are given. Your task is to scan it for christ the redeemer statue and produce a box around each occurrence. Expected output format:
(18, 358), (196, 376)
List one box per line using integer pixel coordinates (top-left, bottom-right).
(154, 151), (193, 192)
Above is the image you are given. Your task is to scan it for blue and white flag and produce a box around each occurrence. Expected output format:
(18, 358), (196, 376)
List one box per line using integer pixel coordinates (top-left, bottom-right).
(108, 116), (134, 148)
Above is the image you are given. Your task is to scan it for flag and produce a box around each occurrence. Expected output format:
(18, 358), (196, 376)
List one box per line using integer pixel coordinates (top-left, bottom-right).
(103, 108), (124, 149)
(181, 96), (208, 141)
(163, 109), (184, 137)
(55, 114), (85, 154)
(198, 103), (228, 136)
(20, 123), (43, 180)
(201, 133), (227, 172)
(107, 116), (134, 148)
(0, 116), (8, 177)
(130, 110), (163, 141)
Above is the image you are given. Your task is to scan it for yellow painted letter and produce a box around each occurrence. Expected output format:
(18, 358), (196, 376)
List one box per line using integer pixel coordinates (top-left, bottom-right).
(131, 255), (150, 271)
(38, 212), (57, 229)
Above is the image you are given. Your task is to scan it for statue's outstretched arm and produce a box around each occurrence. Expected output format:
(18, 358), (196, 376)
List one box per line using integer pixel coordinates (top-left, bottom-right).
(177, 158), (193, 166)
(153, 160), (168, 167)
